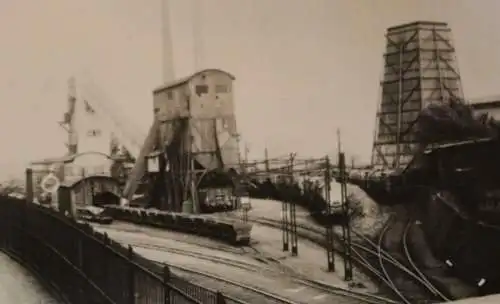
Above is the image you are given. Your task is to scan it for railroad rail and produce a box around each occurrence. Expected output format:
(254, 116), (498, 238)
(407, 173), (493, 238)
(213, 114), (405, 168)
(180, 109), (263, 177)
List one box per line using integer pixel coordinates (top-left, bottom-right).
(353, 216), (452, 303)
(402, 219), (451, 301)
(241, 215), (451, 303)
(166, 263), (301, 304)
(125, 237), (396, 304)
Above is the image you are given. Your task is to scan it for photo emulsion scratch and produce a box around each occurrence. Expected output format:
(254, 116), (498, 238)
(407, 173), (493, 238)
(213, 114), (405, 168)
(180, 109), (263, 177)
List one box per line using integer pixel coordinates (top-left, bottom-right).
(1, 0), (500, 303)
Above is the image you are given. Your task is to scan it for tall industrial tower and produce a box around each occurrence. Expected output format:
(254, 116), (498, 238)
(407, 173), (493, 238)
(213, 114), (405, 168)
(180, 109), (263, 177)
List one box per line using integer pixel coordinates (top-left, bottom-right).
(371, 21), (464, 170)
(162, 0), (175, 82)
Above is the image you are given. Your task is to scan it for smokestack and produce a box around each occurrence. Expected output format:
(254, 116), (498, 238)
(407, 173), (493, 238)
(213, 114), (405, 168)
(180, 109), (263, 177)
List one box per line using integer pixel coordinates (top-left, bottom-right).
(161, 0), (175, 82)
(192, 0), (203, 71)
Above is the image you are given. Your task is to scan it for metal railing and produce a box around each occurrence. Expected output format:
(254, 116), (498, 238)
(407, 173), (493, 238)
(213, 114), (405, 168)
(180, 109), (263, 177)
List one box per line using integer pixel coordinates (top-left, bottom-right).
(0, 196), (226, 304)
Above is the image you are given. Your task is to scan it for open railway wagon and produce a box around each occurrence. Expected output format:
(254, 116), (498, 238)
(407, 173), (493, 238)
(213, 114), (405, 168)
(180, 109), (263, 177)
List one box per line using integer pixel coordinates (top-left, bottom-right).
(122, 69), (242, 214)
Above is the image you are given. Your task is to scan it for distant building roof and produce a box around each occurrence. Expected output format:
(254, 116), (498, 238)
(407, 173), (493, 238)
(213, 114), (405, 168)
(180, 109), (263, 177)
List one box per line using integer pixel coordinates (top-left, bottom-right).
(60, 174), (120, 188)
(153, 69), (235, 93)
(30, 155), (74, 166)
(423, 137), (494, 154)
(387, 21), (448, 31)
(469, 95), (500, 111)
(30, 151), (123, 166)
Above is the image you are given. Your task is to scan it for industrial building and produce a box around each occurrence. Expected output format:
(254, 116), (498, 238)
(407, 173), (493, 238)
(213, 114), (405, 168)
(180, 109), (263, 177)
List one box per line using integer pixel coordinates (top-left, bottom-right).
(470, 96), (500, 120)
(372, 21), (464, 171)
(122, 68), (241, 212)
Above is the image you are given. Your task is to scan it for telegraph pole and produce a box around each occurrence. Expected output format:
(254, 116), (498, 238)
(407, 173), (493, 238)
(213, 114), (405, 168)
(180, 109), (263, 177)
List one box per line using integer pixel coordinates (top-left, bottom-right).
(324, 156), (335, 272)
(339, 152), (353, 281)
(264, 146), (270, 173)
(281, 187), (289, 251)
(244, 143), (249, 165)
(288, 153), (298, 256)
(280, 152), (290, 253)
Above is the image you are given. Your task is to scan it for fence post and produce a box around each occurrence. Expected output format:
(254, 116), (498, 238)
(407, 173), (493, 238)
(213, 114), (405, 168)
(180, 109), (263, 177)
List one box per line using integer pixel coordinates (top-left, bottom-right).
(77, 234), (85, 304)
(216, 291), (227, 304)
(127, 245), (135, 304)
(163, 265), (171, 304)
(102, 233), (110, 293)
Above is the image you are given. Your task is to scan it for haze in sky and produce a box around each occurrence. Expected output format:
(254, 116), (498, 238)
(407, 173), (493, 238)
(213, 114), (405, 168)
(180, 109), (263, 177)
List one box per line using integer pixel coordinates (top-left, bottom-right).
(0, 0), (499, 180)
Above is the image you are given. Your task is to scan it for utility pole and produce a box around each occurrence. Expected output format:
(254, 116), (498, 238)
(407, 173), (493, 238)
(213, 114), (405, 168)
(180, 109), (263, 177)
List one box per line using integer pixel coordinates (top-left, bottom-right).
(241, 196), (249, 222)
(339, 152), (353, 281)
(337, 128), (342, 155)
(244, 143), (249, 169)
(281, 196), (289, 251)
(281, 153), (289, 252)
(264, 146), (270, 173)
(324, 156), (335, 272)
(288, 153), (298, 256)
(236, 134), (242, 166)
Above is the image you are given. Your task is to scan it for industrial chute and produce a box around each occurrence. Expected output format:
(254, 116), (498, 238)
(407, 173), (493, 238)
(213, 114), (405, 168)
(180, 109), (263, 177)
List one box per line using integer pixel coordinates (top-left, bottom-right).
(121, 118), (162, 205)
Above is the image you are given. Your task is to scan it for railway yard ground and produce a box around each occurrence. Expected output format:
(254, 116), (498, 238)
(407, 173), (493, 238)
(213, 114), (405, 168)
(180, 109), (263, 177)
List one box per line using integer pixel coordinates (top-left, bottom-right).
(91, 211), (392, 303)
(447, 294), (500, 303)
(206, 189), (460, 303)
(90, 183), (493, 303)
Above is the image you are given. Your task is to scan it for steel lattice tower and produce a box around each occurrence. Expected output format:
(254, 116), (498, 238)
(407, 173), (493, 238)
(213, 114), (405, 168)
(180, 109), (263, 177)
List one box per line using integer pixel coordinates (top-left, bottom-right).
(371, 21), (464, 170)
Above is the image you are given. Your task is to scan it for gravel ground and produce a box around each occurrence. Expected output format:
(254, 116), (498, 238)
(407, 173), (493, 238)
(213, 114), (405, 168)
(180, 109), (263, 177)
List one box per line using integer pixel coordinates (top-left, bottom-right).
(135, 245), (371, 304)
(93, 222), (372, 303)
(447, 294), (500, 304)
(216, 185), (386, 293)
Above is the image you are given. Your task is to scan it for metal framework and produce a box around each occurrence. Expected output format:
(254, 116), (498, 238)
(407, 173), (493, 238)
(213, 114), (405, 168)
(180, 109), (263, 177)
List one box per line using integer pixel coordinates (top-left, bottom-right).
(60, 77), (78, 155)
(338, 152), (353, 280)
(372, 21), (464, 170)
(324, 156), (335, 272)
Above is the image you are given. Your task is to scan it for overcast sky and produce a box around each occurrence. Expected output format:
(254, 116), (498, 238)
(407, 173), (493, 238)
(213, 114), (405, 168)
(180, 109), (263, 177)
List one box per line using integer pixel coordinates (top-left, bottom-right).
(1, 0), (499, 180)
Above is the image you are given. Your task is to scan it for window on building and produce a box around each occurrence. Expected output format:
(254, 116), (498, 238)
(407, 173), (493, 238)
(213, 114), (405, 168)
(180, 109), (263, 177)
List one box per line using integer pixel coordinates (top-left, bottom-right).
(87, 129), (101, 137)
(167, 91), (174, 100)
(195, 85), (209, 96)
(215, 85), (228, 94)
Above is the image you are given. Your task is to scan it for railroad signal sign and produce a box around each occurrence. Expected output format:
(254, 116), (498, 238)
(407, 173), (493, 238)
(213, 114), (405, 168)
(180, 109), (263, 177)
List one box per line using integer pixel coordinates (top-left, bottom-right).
(40, 173), (60, 194)
(240, 197), (251, 210)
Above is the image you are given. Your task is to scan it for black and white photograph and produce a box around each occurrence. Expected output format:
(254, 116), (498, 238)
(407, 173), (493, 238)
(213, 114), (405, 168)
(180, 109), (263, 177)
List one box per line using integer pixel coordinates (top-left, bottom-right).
(0, 1), (499, 303)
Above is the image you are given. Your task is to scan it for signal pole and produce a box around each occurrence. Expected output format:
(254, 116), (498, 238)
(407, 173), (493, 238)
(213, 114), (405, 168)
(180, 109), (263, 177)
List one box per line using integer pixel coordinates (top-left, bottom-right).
(288, 153), (298, 256)
(264, 146), (270, 173)
(339, 152), (353, 281)
(324, 156), (335, 272)
(281, 187), (289, 252)
(244, 143), (249, 165)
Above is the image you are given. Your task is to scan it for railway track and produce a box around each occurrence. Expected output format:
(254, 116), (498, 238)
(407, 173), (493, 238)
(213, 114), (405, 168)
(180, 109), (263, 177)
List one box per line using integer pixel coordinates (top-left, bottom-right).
(92, 222), (244, 252)
(167, 263), (302, 304)
(123, 241), (267, 273)
(122, 240), (282, 303)
(96, 210), (440, 303)
(129, 240), (397, 304)
(241, 215), (451, 303)
(402, 219), (452, 302)
(354, 216), (452, 303)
